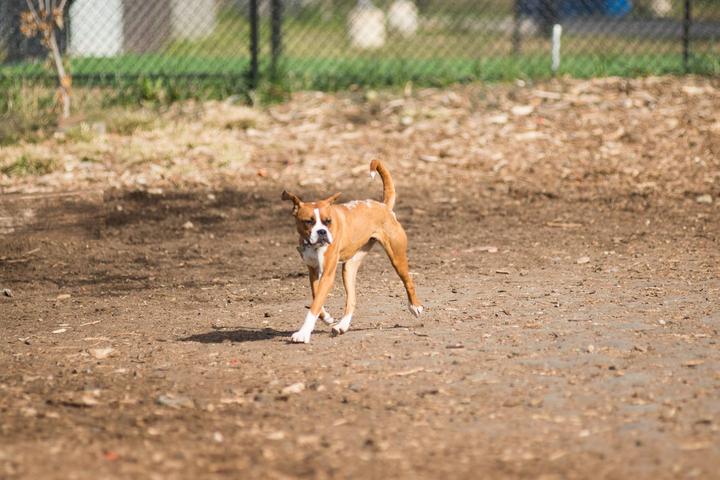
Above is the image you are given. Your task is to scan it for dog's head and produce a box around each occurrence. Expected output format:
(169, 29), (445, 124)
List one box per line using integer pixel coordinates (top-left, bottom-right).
(282, 190), (341, 247)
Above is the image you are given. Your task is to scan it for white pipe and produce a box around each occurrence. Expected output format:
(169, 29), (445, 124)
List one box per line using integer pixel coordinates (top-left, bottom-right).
(552, 24), (562, 74)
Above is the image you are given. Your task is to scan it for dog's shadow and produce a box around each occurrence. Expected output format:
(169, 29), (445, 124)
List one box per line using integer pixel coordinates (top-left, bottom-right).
(179, 327), (294, 344)
(179, 324), (408, 344)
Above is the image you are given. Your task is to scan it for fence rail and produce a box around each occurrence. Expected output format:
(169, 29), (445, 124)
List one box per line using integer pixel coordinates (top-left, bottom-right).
(1, 0), (719, 96)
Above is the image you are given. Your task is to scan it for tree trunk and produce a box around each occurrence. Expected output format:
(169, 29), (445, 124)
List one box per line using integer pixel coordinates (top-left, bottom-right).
(47, 25), (71, 119)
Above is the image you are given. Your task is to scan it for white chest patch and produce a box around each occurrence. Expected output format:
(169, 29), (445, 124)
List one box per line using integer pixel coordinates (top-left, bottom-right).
(301, 244), (328, 276)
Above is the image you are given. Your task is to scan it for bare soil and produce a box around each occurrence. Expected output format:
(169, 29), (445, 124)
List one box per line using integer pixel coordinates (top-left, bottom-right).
(1, 76), (719, 479)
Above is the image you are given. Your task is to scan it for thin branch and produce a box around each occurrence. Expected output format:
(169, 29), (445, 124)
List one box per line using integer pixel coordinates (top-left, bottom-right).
(57, 0), (68, 13)
(24, 0), (41, 25)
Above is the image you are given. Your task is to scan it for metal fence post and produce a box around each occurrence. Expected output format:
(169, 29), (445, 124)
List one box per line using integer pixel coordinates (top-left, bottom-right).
(512, 0), (521, 55)
(271, 0), (283, 80)
(249, 0), (259, 89)
(683, 0), (692, 72)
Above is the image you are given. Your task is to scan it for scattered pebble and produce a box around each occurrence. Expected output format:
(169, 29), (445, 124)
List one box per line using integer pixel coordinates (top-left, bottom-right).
(266, 431), (285, 440)
(511, 105), (534, 116)
(156, 394), (195, 409)
(89, 348), (114, 360)
(281, 382), (306, 395)
(2, 288), (13, 298)
(576, 256), (591, 264)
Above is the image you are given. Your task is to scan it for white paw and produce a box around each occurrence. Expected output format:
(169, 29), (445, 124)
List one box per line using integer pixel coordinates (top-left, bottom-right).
(331, 324), (347, 336)
(290, 330), (312, 343)
(331, 316), (352, 336)
(409, 304), (424, 317)
(320, 315), (335, 326)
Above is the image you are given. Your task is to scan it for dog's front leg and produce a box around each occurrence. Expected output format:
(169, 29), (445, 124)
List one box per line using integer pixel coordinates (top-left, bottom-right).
(308, 267), (335, 325)
(291, 258), (338, 343)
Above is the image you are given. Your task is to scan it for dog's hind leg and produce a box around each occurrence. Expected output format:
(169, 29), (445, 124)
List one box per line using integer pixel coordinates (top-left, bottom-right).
(332, 243), (372, 335)
(376, 226), (424, 317)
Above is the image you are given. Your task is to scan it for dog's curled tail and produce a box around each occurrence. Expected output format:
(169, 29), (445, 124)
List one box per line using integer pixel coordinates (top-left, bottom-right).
(369, 159), (396, 211)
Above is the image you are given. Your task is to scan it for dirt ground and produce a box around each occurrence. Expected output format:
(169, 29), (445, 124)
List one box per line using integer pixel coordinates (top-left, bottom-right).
(1, 76), (719, 479)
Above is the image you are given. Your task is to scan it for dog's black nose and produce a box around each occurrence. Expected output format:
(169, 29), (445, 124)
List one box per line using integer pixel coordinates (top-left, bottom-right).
(317, 229), (327, 236)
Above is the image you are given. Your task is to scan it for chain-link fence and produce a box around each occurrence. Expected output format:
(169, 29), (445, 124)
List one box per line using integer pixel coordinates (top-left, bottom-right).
(1, 0), (719, 97)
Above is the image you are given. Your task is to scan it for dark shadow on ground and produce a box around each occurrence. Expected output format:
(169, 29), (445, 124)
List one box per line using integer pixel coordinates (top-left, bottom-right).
(179, 327), (295, 343)
(179, 324), (415, 344)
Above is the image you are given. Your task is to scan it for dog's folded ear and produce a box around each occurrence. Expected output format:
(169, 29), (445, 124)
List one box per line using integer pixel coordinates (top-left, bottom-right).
(282, 190), (302, 214)
(322, 192), (342, 205)
(282, 190), (301, 203)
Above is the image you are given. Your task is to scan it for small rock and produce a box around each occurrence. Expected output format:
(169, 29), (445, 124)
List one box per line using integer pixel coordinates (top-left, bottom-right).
(297, 434), (320, 446)
(682, 359), (704, 368)
(56, 293), (71, 300)
(212, 432), (224, 443)
(511, 105), (534, 116)
(103, 451), (120, 461)
(266, 431), (285, 440)
(182, 221), (195, 230)
(682, 85), (706, 96)
(281, 382), (305, 395)
(2, 288), (13, 298)
(89, 348), (114, 359)
(80, 393), (100, 406)
(156, 394), (195, 409)
(52, 328), (67, 334)
(21, 407), (38, 417)
(487, 113), (509, 124)
(586, 344), (595, 353)
(576, 256), (591, 264)
(696, 194), (713, 204)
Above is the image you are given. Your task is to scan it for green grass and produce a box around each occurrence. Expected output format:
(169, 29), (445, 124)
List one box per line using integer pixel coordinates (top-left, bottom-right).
(3, 51), (717, 89)
(274, 53), (719, 90)
(1, 154), (57, 176)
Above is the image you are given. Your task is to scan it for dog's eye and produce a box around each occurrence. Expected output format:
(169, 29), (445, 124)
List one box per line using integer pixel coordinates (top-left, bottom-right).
(304, 219), (313, 225)
(324, 218), (331, 224)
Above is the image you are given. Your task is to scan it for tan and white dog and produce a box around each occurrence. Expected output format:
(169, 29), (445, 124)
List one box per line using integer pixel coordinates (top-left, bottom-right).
(282, 159), (424, 343)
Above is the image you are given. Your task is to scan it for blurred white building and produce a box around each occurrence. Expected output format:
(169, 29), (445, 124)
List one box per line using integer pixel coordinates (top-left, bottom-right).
(388, 0), (418, 37)
(69, 0), (217, 57)
(348, 0), (386, 50)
